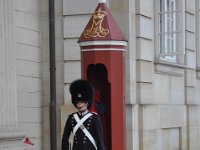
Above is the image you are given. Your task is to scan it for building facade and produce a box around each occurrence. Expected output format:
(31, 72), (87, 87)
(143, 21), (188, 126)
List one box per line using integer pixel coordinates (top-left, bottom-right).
(0, 0), (200, 150)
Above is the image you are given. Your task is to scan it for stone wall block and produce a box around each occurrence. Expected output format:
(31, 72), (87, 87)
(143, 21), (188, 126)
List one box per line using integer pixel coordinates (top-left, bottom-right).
(186, 31), (195, 51)
(154, 74), (184, 104)
(186, 69), (196, 87)
(63, 0), (97, 15)
(137, 61), (153, 83)
(186, 13), (195, 32)
(136, 15), (153, 39)
(136, 0), (154, 18)
(137, 83), (153, 104)
(64, 61), (81, 84)
(64, 39), (80, 61)
(159, 105), (186, 128)
(136, 38), (154, 61)
(189, 106), (200, 127)
(143, 105), (159, 130)
(186, 0), (195, 14)
(186, 87), (196, 105)
(64, 15), (91, 38)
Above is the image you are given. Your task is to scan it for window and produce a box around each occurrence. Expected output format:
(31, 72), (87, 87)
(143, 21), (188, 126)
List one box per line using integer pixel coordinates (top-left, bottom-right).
(156, 0), (185, 63)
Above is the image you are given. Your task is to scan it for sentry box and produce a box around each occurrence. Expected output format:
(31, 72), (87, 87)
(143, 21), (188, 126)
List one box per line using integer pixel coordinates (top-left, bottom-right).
(78, 1), (127, 150)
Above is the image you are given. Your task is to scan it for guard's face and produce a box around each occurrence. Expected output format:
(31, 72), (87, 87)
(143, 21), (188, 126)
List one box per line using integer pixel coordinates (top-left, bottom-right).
(76, 101), (88, 112)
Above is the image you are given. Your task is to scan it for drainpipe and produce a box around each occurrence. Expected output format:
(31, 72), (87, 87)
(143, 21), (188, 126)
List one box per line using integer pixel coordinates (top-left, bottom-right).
(48, 0), (57, 149)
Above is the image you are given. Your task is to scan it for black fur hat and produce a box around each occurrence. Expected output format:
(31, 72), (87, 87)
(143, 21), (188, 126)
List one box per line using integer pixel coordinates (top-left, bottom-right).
(69, 79), (94, 109)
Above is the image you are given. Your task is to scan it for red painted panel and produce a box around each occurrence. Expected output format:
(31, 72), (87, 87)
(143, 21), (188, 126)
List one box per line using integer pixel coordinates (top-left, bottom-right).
(81, 50), (125, 150)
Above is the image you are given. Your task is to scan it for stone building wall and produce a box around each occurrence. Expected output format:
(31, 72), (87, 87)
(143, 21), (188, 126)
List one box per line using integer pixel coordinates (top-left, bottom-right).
(14, 0), (42, 149)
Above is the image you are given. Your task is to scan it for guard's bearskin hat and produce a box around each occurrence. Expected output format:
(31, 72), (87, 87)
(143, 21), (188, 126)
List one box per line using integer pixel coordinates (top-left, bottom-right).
(69, 79), (94, 109)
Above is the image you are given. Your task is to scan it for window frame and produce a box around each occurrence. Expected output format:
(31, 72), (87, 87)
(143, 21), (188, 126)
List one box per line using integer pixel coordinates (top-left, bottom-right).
(155, 0), (185, 64)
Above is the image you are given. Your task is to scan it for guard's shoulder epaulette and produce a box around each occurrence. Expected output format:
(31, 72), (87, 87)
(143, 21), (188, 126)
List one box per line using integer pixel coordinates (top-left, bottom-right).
(69, 112), (78, 117)
(90, 111), (98, 115)
(71, 112), (78, 115)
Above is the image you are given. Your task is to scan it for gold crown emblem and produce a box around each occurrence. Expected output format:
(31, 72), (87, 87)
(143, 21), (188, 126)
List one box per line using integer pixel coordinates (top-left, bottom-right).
(93, 8), (107, 19)
(83, 7), (109, 38)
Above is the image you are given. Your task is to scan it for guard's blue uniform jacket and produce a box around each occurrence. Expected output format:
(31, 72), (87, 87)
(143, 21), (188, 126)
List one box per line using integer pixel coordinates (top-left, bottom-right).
(62, 111), (105, 150)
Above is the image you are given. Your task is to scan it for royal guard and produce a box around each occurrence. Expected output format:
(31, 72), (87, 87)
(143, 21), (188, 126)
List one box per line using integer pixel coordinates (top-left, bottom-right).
(62, 79), (105, 150)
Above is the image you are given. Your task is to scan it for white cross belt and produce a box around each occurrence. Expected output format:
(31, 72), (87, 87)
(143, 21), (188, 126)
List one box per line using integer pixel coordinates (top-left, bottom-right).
(73, 113), (97, 150)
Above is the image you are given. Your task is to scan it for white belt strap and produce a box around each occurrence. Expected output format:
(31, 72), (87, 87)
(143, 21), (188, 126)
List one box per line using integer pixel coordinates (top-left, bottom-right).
(73, 113), (92, 134)
(73, 113), (97, 150)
